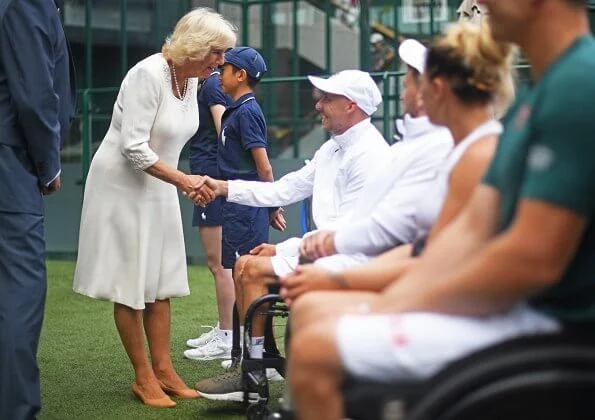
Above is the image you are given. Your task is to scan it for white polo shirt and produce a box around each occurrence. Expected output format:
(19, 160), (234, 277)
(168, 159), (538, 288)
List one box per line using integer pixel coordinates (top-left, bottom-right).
(226, 118), (390, 252)
(333, 115), (453, 256)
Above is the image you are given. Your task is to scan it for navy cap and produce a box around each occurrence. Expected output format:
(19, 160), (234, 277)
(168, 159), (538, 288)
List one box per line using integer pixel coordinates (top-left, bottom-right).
(224, 47), (267, 80)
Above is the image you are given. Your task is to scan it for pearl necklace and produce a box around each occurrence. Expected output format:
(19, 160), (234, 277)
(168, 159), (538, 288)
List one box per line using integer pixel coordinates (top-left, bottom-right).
(171, 63), (188, 100)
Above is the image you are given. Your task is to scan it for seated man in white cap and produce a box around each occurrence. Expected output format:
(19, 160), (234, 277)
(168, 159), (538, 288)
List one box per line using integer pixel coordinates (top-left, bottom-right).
(184, 70), (389, 367)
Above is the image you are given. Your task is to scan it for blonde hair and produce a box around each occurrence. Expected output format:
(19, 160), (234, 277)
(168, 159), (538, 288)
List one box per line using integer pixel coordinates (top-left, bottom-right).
(162, 8), (237, 65)
(426, 21), (517, 116)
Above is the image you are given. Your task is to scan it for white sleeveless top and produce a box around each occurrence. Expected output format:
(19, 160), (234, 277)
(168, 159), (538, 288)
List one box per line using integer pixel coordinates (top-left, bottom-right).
(414, 119), (503, 237)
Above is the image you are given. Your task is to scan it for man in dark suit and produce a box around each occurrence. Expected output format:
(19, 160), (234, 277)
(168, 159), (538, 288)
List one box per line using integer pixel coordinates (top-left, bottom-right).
(0, 0), (75, 418)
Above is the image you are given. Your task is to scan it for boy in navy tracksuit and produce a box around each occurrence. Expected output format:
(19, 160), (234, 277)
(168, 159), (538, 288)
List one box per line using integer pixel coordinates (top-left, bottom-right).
(217, 47), (277, 270)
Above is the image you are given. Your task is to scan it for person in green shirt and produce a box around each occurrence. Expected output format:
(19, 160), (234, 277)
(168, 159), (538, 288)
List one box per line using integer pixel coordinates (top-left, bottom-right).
(286, 1), (595, 419)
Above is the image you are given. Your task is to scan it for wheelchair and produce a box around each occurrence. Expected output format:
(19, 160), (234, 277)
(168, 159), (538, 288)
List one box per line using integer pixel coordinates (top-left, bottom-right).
(231, 290), (290, 419)
(236, 198), (314, 418)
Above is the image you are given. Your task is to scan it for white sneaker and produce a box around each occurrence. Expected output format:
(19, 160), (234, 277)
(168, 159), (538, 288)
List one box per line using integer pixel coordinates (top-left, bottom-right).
(266, 368), (285, 382)
(220, 359), (284, 381)
(186, 324), (220, 348)
(184, 335), (232, 361)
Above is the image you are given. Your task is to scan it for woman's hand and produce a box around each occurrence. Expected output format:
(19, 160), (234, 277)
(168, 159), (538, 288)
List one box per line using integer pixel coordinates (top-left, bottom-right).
(178, 174), (203, 194)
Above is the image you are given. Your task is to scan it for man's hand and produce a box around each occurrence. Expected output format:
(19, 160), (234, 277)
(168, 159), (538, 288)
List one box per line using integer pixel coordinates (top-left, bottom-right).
(42, 176), (61, 195)
(182, 175), (216, 206)
(249, 243), (276, 257)
(299, 230), (337, 261)
(279, 264), (338, 306)
(269, 208), (287, 231)
(191, 185), (217, 207)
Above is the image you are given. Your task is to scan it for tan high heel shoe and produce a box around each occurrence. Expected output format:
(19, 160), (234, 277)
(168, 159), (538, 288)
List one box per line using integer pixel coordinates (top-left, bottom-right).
(158, 380), (200, 399)
(131, 382), (177, 408)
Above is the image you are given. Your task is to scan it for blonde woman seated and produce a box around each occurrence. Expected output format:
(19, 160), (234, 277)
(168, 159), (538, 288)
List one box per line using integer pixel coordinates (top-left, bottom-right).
(281, 21), (516, 330)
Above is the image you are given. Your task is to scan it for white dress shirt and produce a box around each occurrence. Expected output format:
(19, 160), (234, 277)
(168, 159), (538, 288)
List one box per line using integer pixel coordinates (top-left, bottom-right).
(226, 118), (390, 253)
(333, 115), (453, 256)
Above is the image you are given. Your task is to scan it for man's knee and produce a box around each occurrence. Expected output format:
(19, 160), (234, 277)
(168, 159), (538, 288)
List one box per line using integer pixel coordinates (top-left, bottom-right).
(233, 255), (252, 286)
(240, 256), (273, 287)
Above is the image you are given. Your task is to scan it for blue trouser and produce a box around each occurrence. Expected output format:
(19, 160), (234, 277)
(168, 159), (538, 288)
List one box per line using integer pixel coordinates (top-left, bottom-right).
(0, 212), (46, 420)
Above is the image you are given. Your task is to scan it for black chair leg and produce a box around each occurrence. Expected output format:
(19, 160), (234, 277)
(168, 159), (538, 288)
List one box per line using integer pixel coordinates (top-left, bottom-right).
(230, 301), (242, 368)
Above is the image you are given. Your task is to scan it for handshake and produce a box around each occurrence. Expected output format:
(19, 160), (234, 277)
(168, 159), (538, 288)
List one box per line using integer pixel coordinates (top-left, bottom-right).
(180, 174), (287, 231)
(181, 175), (225, 207)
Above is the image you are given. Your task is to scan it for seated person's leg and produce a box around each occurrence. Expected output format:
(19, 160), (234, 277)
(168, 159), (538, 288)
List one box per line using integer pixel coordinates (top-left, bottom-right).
(290, 291), (377, 337)
(289, 317), (344, 420)
(195, 255), (292, 400)
(290, 305), (561, 420)
(235, 255), (277, 358)
(233, 254), (252, 317)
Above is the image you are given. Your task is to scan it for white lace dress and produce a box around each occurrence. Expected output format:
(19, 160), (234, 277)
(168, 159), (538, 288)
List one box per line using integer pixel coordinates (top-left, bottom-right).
(73, 53), (199, 310)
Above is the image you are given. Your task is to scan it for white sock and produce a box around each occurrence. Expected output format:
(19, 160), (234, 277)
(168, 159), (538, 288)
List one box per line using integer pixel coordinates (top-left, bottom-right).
(250, 336), (264, 359)
(218, 329), (232, 346)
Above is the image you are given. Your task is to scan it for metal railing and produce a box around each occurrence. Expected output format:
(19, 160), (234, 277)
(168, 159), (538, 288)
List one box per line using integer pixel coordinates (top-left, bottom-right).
(77, 70), (403, 181)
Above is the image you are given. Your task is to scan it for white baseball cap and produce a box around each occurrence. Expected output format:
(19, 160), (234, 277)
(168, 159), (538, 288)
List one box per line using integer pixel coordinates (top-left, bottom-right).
(398, 39), (427, 74)
(370, 33), (384, 44)
(307, 70), (382, 116)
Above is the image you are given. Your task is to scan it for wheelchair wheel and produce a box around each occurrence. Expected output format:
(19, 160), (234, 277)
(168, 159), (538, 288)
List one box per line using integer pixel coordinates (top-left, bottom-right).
(246, 402), (273, 420)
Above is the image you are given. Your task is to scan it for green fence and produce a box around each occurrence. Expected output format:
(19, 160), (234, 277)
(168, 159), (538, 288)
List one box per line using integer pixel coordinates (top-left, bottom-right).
(67, 0), (595, 180)
(77, 70), (403, 181)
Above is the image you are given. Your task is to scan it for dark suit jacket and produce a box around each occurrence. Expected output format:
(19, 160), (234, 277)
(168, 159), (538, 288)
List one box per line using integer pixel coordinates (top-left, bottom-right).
(0, 0), (75, 214)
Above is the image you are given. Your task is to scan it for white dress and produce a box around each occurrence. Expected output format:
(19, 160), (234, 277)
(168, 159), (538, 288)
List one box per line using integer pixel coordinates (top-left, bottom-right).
(73, 53), (199, 310)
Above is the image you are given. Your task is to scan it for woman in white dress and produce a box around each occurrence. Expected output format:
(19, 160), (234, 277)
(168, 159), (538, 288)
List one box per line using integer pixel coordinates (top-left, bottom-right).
(73, 8), (236, 407)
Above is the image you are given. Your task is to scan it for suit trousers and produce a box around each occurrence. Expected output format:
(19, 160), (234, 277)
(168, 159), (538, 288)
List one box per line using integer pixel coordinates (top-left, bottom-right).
(0, 211), (46, 420)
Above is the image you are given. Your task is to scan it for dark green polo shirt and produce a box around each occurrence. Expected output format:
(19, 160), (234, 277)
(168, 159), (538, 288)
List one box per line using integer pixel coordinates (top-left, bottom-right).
(483, 35), (595, 323)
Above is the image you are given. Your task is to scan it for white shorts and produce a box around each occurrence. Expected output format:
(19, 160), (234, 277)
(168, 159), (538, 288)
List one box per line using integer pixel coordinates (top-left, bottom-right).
(314, 253), (370, 273)
(271, 255), (300, 277)
(336, 304), (561, 383)
(271, 253), (370, 277)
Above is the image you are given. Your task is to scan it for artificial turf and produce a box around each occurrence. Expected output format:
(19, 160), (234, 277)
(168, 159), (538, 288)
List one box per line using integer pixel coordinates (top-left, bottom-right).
(38, 260), (282, 419)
